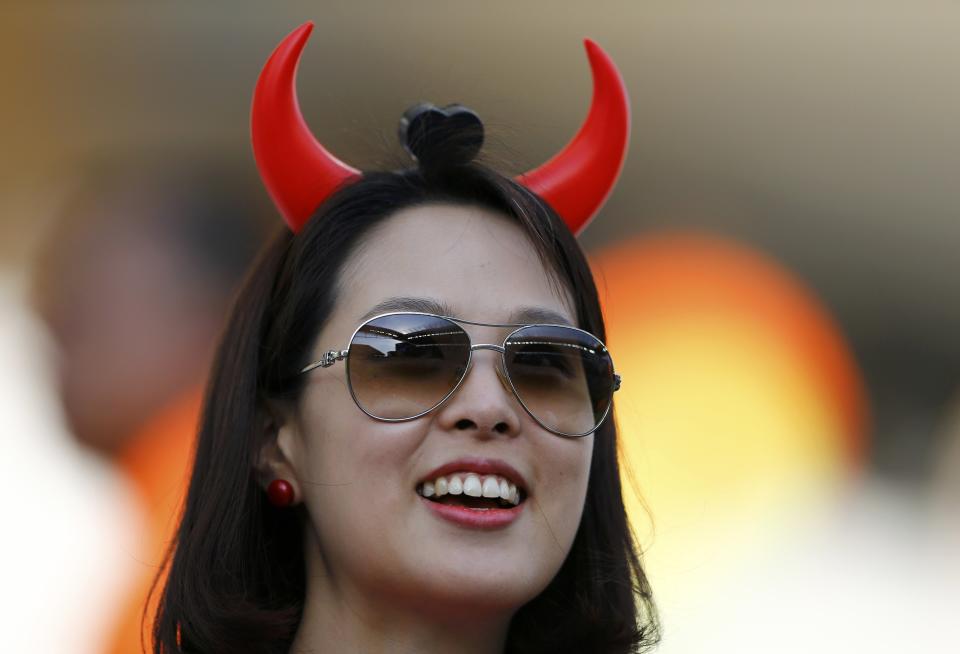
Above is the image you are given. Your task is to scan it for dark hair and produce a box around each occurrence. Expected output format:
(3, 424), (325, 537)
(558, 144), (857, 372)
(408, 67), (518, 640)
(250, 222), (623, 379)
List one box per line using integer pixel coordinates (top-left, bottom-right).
(151, 130), (659, 653)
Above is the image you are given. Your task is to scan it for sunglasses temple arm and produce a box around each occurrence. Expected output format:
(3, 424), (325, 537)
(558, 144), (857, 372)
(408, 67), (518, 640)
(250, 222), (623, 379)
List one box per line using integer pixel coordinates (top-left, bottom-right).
(300, 349), (349, 374)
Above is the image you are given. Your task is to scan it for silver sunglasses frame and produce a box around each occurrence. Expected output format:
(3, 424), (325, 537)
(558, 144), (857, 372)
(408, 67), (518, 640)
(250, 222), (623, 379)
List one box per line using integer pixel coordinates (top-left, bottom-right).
(299, 311), (621, 438)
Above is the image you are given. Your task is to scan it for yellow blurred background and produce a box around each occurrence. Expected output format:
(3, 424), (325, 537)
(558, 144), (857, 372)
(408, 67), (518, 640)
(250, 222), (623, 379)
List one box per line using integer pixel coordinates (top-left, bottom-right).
(1, 2), (957, 652)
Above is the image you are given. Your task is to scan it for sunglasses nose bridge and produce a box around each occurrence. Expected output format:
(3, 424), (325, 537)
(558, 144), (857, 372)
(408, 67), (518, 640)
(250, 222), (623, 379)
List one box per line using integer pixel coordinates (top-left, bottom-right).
(465, 343), (513, 396)
(470, 343), (505, 354)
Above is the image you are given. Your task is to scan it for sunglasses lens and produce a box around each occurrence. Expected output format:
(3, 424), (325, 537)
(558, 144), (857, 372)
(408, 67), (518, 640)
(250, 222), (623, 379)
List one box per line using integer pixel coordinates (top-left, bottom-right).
(504, 325), (615, 436)
(347, 314), (471, 420)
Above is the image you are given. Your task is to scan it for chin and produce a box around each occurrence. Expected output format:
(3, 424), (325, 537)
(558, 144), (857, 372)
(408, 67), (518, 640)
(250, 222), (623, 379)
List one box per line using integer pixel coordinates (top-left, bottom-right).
(392, 548), (558, 618)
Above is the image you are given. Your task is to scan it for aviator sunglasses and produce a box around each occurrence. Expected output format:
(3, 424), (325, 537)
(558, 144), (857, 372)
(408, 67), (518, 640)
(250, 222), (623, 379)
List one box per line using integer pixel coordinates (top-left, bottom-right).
(300, 312), (621, 438)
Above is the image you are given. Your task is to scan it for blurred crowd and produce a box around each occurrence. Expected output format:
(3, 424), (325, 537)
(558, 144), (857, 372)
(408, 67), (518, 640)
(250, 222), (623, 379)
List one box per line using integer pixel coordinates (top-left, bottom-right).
(1, 158), (272, 652)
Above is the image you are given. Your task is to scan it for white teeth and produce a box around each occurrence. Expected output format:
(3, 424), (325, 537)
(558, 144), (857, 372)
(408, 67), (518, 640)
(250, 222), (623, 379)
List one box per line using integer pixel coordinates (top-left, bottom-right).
(463, 474), (482, 497)
(482, 476), (501, 498)
(420, 472), (524, 505)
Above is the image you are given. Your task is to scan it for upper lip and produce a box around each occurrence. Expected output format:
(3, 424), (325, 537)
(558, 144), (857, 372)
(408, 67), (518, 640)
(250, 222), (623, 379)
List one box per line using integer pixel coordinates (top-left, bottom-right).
(419, 457), (529, 493)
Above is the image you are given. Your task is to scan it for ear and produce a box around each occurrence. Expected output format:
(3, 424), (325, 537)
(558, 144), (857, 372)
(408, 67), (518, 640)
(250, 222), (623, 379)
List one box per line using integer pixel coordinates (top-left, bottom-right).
(254, 401), (304, 504)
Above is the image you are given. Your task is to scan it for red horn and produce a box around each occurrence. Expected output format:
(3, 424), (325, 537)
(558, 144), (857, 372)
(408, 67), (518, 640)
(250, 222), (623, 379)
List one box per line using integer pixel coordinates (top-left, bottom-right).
(517, 40), (631, 235)
(251, 22), (360, 232)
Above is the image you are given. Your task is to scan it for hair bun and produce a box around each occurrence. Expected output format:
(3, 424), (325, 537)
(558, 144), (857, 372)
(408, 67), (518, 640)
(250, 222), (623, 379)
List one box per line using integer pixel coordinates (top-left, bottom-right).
(399, 103), (484, 168)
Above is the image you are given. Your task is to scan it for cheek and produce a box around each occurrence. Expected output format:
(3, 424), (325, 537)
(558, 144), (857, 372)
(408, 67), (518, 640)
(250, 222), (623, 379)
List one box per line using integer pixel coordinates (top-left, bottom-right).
(298, 381), (424, 480)
(295, 375), (369, 479)
(532, 435), (594, 547)
(294, 387), (427, 554)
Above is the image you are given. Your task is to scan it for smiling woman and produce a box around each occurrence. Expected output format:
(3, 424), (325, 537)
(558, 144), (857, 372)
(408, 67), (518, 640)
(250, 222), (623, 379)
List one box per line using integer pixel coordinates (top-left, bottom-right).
(150, 22), (658, 654)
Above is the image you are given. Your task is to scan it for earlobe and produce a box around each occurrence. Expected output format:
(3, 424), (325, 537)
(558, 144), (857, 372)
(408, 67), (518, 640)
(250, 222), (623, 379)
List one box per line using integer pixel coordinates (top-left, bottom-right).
(255, 405), (303, 506)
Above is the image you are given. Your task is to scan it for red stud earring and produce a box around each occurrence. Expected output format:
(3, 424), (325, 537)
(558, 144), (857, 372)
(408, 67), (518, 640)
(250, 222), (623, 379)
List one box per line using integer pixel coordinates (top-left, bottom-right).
(267, 479), (295, 507)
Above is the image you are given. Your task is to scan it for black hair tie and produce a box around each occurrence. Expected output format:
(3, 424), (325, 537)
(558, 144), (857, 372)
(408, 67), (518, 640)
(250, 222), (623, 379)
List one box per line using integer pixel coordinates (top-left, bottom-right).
(398, 103), (485, 167)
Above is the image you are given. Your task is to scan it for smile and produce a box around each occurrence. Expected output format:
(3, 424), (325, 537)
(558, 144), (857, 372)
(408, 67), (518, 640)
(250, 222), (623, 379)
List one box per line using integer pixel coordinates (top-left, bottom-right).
(415, 459), (529, 529)
(416, 472), (523, 509)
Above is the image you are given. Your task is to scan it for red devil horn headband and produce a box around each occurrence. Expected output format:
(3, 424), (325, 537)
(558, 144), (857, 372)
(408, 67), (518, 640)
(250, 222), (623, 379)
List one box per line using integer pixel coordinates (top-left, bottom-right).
(252, 22), (630, 235)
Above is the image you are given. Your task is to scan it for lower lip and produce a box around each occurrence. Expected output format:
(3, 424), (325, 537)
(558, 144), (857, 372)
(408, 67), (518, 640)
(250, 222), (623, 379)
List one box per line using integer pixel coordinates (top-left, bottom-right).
(419, 495), (524, 529)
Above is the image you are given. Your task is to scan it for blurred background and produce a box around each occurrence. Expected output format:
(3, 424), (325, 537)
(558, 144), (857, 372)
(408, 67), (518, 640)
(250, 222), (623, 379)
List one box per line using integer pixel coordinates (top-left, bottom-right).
(1, 1), (957, 652)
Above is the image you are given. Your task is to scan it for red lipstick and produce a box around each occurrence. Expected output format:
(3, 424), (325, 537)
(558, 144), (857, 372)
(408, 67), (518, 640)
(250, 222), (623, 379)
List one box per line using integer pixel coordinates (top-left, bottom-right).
(417, 457), (528, 530)
(419, 495), (524, 530)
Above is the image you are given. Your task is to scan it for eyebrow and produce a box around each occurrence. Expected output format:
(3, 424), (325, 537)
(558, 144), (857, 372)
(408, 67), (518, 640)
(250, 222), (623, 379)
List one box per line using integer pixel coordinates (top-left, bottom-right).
(506, 306), (573, 326)
(360, 297), (455, 322)
(360, 297), (573, 326)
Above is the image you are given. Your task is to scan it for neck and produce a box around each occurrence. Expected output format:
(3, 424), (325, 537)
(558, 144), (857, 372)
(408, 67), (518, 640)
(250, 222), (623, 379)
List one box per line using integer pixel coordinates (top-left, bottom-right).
(290, 603), (508, 654)
(290, 533), (511, 654)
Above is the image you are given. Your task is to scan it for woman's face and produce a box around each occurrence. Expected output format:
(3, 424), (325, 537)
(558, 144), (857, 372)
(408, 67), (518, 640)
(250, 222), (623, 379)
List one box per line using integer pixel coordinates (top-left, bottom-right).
(272, 204), (594, 621)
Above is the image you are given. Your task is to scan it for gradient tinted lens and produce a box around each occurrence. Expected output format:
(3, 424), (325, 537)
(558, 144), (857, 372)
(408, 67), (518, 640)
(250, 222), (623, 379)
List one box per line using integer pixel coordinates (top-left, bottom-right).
(347, 314), (471, 420)
(504, 325), (615, 436)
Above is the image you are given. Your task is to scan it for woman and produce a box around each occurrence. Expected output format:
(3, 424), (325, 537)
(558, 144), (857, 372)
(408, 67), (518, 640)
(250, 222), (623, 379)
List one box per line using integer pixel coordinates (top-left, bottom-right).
(151, 23), (658, 654)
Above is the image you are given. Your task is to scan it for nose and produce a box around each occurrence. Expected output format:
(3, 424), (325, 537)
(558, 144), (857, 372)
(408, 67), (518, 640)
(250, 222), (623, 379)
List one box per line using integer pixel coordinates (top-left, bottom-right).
(434, 349), (522, 437)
